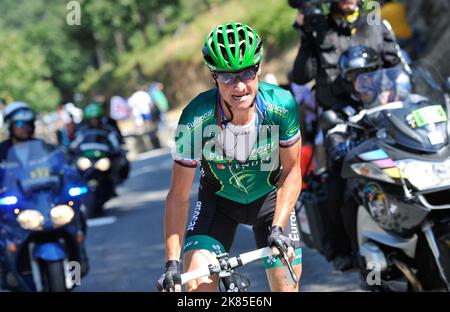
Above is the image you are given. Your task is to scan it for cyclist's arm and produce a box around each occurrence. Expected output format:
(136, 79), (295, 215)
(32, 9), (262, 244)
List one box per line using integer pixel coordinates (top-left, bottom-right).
(273, 139), (302, 230)
(164, 162), (196, 262)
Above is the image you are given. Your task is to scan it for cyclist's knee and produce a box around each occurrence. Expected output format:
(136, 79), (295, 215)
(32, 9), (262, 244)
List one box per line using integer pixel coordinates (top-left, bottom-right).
(266, 264), (302, 292)
(183, 249), (219, 292)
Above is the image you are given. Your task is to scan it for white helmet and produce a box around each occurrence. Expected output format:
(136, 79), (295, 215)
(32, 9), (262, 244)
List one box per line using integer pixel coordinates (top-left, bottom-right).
(2, 101), (35, 135)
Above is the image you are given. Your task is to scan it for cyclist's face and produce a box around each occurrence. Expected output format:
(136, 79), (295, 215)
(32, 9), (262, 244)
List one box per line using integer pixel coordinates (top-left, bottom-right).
(338, 0), (358, 14)
(215, 65), (260, 111)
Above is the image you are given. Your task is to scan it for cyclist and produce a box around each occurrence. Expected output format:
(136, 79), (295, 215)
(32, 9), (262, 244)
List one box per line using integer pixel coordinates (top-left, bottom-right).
(158, 22), (303, 292)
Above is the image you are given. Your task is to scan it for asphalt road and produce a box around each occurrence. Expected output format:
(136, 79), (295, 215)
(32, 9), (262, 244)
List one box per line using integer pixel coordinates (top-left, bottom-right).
(76, 148), (362, 292)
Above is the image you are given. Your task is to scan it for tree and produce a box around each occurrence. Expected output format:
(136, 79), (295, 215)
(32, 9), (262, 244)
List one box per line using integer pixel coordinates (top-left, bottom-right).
(0, 28), (60, 111)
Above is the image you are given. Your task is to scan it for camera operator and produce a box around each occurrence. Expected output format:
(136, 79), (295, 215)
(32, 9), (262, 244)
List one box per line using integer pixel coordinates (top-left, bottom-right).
(289, 0), (401, 271)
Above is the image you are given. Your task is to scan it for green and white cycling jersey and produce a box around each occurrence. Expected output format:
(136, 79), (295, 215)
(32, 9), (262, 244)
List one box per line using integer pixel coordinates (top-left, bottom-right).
(174, 82), (301, 204)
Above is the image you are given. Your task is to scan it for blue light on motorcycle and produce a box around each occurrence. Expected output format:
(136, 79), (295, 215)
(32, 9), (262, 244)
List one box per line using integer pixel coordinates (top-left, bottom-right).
(358, 149), (389, 161)
(68, 187), (88, 197)
(0, 196), (18, 205)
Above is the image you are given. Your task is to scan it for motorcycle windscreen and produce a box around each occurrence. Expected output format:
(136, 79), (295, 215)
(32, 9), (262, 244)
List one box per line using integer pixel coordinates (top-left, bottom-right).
(355, 65), (449, 152)
(0, 140), (65, 195)
(77, 129), (112, 158)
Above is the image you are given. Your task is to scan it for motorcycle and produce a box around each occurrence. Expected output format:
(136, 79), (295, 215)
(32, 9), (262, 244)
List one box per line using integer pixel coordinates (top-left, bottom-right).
(0, 140), (88, 292)
(298, 63), (450, 291)
(71, 128), (121, 218)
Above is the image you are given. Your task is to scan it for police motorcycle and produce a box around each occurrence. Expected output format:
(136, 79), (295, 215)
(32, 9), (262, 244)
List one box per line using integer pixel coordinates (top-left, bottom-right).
(299, 63), (450, 291)
(0, 140), (88, 292)
(71, 128), (122, 218)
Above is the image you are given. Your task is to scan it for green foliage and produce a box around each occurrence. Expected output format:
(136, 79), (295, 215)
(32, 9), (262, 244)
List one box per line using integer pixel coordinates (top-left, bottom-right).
(0, 0), (297, 111)
(0, 28), (60, 111)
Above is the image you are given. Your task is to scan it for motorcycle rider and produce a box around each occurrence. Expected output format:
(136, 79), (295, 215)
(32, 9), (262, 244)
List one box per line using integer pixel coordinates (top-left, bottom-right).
(291, 0), (402, 270)
(0, 102), (89, 281)
(321, 45), (385, 268)
(0, 102), (41, 163)
(291, 0), (402, 109)
(71, 102), (129, 187)
(92, 95), (125, 145)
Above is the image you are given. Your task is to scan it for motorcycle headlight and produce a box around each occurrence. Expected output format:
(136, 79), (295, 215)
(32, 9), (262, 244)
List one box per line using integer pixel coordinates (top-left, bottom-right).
(397, 159), (450, 190)
(17, 210), (44, 231)
(95, 157), (111, 171)
(77, 157), (92, 171)
(51, 205), (75, 227)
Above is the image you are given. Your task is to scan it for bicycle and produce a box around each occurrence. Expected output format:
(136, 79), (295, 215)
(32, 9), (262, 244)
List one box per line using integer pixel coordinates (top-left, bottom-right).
(161, 241), (298, 292)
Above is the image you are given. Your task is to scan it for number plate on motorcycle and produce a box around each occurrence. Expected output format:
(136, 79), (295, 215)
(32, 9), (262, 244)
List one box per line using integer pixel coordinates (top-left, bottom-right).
(412, 105), (447, 127)
(87, 180), (98, 187)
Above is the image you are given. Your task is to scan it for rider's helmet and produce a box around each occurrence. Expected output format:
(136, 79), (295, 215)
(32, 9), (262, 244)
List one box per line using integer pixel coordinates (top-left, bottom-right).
(84, 102), (103, 120)
(339, 44), (382, 102)
(202, 22), (264, 72)
(339, 44), (381, 82)
(2, 101), (36, 137)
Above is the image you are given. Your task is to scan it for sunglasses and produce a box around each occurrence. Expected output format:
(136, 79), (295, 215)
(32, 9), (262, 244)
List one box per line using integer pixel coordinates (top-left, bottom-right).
(213, 65), (259, 85)
(13, 120), (33, 128)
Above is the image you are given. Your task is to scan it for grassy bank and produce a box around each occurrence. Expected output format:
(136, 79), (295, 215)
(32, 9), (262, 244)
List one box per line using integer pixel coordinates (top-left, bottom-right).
(83, 0), (299, 110)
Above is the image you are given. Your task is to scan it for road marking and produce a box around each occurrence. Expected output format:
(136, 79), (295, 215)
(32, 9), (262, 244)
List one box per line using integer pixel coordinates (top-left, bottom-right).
(87, 216), (117, 227)
(133, 148), (172, 161)
(130, 159), (173, 178)
(106, 183), (200, 210)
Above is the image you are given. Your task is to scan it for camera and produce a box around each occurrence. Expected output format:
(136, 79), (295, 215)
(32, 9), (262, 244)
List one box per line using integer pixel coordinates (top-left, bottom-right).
(289, 0), (336, 33)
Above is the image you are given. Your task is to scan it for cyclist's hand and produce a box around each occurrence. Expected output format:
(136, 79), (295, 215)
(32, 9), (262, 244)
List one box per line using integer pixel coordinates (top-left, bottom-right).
(268, 225), (295, 263)
(156, 260), (181, 292)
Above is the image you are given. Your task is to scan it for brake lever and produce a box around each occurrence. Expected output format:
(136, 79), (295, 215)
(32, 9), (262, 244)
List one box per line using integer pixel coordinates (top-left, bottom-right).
(274, 239), (298, 284)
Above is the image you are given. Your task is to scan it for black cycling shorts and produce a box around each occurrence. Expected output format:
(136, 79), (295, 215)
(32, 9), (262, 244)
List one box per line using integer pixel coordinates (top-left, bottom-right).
(183, 185), (302, 268)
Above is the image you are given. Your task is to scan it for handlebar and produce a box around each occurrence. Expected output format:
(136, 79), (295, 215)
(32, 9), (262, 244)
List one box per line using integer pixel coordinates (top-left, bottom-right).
(348, 101), (404, 124)
(180, 246), (298, 287)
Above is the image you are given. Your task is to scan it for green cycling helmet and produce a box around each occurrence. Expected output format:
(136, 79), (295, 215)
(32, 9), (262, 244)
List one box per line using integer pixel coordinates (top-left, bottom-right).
(84, 102), (103, 119)
(202, 22), (264, 72)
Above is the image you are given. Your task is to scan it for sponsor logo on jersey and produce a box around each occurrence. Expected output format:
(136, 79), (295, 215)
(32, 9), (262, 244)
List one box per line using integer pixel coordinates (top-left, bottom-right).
(267, 103), (288, 117)
(186, 110), (214, 132)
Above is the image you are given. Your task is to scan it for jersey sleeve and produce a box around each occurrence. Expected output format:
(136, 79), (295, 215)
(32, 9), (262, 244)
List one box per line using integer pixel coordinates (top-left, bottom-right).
(279, 94), (302, 148)
(174, 106), (202, 168)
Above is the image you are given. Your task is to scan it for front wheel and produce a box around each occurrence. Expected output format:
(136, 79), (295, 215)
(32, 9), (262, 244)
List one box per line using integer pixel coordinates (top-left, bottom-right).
(40, 260), (66, 292)
(84, 190), (104, 219)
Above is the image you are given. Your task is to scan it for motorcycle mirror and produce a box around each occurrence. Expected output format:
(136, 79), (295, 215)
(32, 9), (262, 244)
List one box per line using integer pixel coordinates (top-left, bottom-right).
(319, 110), (343, 131)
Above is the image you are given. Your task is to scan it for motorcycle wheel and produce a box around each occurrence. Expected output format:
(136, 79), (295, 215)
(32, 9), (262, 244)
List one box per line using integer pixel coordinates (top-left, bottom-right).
(85, 191), (103, 219)
(40, 260), (66, 292)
